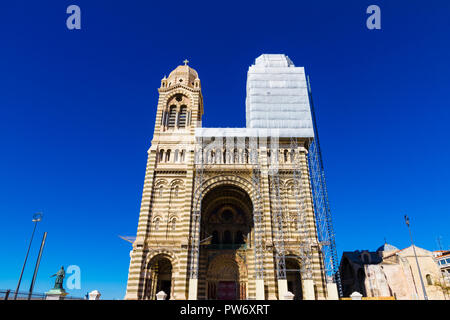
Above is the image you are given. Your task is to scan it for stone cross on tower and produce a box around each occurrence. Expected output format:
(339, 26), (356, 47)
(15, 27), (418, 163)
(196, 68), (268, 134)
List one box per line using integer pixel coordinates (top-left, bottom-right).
(183, 59), (189, 65)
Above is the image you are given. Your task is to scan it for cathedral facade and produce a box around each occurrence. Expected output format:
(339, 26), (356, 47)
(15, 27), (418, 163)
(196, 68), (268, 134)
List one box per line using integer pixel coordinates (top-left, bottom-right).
(125, 54), (337, 300)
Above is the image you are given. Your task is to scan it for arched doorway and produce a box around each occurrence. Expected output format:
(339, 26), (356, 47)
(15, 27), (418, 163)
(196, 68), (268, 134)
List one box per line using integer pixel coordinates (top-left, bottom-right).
(199, 184), (253, 300)
(286, 258), (303, 300)
(206, 254), (245, 300)
(143, 255), (173, 300)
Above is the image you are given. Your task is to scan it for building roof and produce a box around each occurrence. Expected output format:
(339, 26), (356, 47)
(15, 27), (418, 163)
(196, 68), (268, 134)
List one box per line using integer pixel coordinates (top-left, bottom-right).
(342, 250), (383, 265)
(376, 243), (399, 253)
(434, 251), (450, 259)
(166, 62), (199, 89)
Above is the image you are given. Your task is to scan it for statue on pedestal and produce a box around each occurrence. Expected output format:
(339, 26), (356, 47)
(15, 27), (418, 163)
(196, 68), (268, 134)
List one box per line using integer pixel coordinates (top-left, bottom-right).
(45, 266), (68, 299)
(51, 266), (65, 290)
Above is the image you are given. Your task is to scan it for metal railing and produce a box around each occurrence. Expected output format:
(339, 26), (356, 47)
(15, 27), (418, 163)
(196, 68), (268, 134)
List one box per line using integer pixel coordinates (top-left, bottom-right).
(1, 289), (85, 300)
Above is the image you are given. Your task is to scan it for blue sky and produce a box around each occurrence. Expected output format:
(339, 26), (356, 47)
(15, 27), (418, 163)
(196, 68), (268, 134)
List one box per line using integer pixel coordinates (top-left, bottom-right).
(0, 1), (449, 299)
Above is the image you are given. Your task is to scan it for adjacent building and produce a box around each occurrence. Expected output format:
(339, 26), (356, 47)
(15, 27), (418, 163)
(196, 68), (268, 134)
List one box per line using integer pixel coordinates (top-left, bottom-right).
(340, 243), (448, 300)
(434, 250), (450, 285)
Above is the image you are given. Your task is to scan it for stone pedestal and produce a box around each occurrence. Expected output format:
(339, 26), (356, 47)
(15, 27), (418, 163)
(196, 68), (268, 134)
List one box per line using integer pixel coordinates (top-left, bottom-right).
(277, 279), (288, 300)
(326, 282), (339, 300)
(284, 291), (295, 300)
(188, 278), (198, 300)
(156, 291), (167, 300)
(255, 279), (265, 300)
(350, 291), (363, 300)
(45, 288), (68, 300)
(89, 290), (101, 300)
(303, 279), (315, 300)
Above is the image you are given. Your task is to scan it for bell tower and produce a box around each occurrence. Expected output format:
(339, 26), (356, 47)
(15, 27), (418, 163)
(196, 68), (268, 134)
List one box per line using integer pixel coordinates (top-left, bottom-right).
(125, 61), (203, 300)
(154, 59), (203, 137)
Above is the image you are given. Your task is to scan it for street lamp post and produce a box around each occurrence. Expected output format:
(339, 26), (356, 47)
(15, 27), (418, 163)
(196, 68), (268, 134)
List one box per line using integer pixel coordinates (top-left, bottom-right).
(13, 213), (43, 300)
(28, 231), (47, 300)
(404, 215), (428, 300)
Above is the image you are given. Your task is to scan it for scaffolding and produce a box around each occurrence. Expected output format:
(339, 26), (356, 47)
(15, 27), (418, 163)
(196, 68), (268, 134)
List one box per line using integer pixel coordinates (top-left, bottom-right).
(290, 137), (313, 280)
(188, 117), (342, 297)
(189, 138), (205, 279)
(306, 76), (342, 296)
(268, 150), (287, 280)
(250, 139), (265, 281)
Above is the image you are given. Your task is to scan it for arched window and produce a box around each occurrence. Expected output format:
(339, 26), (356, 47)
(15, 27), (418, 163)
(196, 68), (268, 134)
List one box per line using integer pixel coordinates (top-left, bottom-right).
(168, 105), (177, 128)
(153, 217), (161, 231)
(223, 230), (232, 244)
(158, 185), (164, 197)
(284, 150), (289, 163)
(166, 150), (171, 162)
(159, 149), (164, 162)
(212, 230), (219, 244)
(180, 150), (185, 162)
(170, 218), (176, 231)
(178, 106), (187, 128)
(235, 231), (244, 244)
(174, 150), (179, 162)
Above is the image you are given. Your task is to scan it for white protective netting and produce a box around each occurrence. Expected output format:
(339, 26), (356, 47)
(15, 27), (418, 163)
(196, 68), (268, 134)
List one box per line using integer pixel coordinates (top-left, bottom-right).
(195, 127), (313, 138)
(195, 54), (314, 138)
(246, 54), (314, 136)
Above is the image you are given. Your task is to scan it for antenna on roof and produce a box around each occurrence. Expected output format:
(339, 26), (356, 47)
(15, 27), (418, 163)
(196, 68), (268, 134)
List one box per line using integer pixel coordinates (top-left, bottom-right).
(437, 236), (443, 251)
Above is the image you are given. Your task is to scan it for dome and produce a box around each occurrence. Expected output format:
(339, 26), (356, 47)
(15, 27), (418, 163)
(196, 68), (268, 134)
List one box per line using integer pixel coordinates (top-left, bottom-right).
(166, 60), (199, 88)
(376, 243), (398, 253)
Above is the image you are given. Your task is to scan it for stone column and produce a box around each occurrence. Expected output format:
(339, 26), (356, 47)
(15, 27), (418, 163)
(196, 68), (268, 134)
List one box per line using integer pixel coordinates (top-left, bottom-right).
(255, 279), (265, 300)
(326, 282), (339, 300)
(188, 278), (198, 300)
(303, 279), (315, 300)
(277, 279), (289, 300)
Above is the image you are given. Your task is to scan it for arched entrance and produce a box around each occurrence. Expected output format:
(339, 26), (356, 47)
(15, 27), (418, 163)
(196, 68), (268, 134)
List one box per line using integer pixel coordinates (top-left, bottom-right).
(143, 255), (173, 300)
(199, 184), (253, 300)
(286, 258), (303, 300)
(206, 254), (247, 300)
